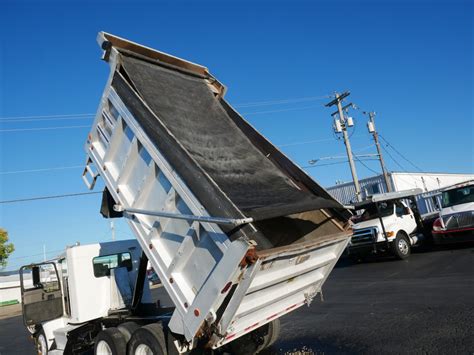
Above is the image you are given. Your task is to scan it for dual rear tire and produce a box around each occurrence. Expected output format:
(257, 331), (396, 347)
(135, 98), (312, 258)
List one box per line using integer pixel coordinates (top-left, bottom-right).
(95, 319), (280, 355)
(94, 323), (167, 355)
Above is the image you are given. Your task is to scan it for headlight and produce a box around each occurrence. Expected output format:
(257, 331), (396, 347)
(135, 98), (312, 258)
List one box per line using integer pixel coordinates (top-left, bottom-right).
(432, 218), (444, 231)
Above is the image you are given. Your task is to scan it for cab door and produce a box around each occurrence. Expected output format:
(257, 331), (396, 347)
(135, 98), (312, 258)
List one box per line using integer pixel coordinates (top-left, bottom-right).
(395, 201), (418, 235)
(20, 263), (63, 326)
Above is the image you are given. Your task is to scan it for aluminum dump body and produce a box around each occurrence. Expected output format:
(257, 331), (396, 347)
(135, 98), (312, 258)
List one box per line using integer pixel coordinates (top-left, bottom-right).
(84, 32), (351, 349)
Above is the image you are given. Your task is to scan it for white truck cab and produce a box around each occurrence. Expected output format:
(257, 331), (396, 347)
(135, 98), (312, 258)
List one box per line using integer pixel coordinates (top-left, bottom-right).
(20, 240), (154, 354)
(349, 189), (425, 259)
(432, 180), (474, 244)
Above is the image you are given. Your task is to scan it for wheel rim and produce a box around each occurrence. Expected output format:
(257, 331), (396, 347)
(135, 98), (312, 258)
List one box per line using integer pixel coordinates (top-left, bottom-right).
(96, 340), (113, 355)
(135, 344), (154, 355)
(37, 334), (47, 355)
(398, 238), (409, 255)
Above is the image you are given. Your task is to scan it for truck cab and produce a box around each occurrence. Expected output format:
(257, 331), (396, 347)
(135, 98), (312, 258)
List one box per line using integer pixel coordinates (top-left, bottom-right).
(20, 240), (153, 354)
(348, 189), (425, 259)
(432, 180), (474, 244)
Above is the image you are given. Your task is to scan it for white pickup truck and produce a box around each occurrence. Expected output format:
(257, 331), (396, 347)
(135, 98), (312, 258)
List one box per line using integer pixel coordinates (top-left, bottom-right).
(348, 189), (426, 259)
(19, 32), (352, 355)
(432, 180), (474, 244)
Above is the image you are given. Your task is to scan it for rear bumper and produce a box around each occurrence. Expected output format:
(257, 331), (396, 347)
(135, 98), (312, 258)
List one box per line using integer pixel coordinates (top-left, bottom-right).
(432, 227), (474, 244)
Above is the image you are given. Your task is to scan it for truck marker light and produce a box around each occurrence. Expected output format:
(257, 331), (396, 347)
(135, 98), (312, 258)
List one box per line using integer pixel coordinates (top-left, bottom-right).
(244, 322), (260, 332)
(221, 281), (232, 294)
(194, 309), (200, 317)
(386, 231), (395, 237)
(225, 333), (236, 341)
(266, 313), (279, 320)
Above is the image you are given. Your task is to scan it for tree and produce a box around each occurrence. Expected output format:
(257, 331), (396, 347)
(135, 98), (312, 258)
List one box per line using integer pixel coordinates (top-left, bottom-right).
(0, 228), (15, 269)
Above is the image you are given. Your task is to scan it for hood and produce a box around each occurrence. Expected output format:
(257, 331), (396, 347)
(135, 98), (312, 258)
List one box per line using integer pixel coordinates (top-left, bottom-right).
(352, 216), (396, 231)
(441, 202), (474, 216)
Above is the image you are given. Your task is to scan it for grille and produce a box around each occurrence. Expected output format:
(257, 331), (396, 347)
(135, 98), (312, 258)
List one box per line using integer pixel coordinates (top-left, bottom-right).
(443, 211), (474, 230)
(351, 227), (378, 245)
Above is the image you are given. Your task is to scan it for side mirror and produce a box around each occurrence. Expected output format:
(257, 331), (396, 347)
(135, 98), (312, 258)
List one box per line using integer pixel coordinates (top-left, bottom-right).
(32, 266), (41, 286)
(403, 207), (411, 215)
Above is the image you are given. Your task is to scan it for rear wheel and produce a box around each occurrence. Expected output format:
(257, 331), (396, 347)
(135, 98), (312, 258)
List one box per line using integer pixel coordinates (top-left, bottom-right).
(259, 319), (280, 350)
(392, 232), (411, 260)
(27, 324), (38, 335)
(35, 329), (48, 355)
(118, 322), (140, 343)
(227, 319), (281, 354)
(94, 327), (126, 355)
(128, 324), (167, 355)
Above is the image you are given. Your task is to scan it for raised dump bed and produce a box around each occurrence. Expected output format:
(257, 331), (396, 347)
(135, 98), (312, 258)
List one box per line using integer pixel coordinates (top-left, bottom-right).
(84, 32), (351, 351)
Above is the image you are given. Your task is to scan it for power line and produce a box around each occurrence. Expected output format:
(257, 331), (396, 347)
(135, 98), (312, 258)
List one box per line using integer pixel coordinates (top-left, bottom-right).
(0, 107), (324, 133)
(0, 95), (330, 121)
(354, 155), (380, 175)
(0, 125), (90, 133)
(234, 95), (331, 108)
(242, 104), (323, 116)
(278, 137), (336, 147)
(0, 116), (94, 123)
(0, 191), (101, 204)
(7, 249), (65, 261)
(381, 144), (407, 171)
(379, 134), (424, 172)
(0, 113), (95, 120)
(302, 158), (378, 169)
(0, 165), (83, 175)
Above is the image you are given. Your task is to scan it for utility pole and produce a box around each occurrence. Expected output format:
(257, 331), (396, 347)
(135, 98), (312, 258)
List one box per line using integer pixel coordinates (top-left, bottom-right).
(325, 92), (362, 202)
(110, 221), (116, 241)
(365, 111), (393, 192)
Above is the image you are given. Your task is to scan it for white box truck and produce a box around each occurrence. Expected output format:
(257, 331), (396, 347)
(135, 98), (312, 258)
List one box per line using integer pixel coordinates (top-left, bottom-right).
(348, 189), (428, 259)
(20, 32), (351, 354)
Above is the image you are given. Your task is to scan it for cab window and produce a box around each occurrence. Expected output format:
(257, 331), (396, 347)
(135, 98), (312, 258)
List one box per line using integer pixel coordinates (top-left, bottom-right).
(22, 263), (60, 293)
(93, 252), (132, 277)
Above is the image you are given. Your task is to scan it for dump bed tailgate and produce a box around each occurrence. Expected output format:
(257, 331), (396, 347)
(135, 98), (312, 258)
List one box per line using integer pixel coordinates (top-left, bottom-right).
(214, 233), (349, 347)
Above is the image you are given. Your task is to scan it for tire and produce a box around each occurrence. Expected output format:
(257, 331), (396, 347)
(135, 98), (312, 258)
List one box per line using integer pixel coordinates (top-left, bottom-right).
(226, 319), (281, 355)
(392, 232), (411, 260)
(94, 327), (126, 355)
(263, 319), (281, 349)
(27, 324), (38, 335)
(35, 329), (49, 355)
(128, 323), (167, 355)
(117, 322), (140, 343)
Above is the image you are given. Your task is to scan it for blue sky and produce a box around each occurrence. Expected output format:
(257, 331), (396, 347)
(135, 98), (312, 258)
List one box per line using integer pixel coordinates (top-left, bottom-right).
(0, 0), (472, 270)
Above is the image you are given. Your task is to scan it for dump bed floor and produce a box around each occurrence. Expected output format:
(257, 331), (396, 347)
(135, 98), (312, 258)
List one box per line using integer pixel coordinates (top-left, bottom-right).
(116, 55), (341, 239)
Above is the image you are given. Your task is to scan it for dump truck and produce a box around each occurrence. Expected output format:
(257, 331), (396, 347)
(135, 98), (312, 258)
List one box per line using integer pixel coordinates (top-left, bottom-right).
(20, 32), (352, 354)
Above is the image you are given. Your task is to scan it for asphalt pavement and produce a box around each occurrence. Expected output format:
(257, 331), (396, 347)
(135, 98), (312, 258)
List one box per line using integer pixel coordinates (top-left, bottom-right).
(1, 243), (473, 354)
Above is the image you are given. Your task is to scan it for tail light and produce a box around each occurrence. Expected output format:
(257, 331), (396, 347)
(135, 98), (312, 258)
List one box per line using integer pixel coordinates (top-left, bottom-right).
(432, 218), (444, 232)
